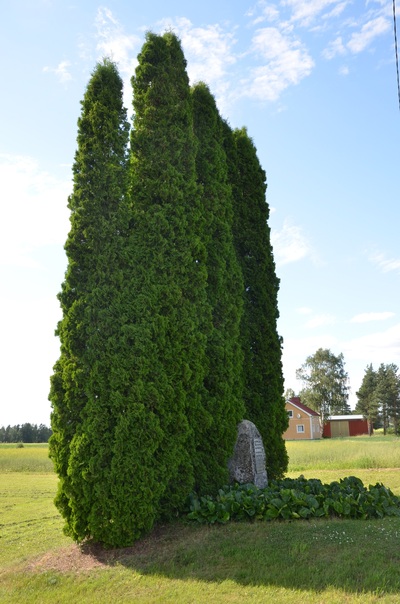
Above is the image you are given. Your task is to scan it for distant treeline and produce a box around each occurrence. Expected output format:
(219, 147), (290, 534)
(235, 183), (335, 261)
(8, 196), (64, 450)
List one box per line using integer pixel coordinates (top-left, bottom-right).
(0, 424), (52, 443)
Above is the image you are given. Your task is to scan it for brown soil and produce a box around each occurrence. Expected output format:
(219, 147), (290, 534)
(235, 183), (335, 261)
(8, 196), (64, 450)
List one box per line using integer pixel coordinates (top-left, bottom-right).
(27, 543), (110, 573)
(27, 523), (187, 574)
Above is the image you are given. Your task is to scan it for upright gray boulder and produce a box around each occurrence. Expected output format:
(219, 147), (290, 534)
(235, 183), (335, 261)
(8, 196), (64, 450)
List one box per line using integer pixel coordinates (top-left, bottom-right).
(228, 420), (268, 488)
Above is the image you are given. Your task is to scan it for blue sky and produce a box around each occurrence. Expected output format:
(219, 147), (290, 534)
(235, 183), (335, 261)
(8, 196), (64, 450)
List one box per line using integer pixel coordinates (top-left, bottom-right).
(1, 0), (399, 426)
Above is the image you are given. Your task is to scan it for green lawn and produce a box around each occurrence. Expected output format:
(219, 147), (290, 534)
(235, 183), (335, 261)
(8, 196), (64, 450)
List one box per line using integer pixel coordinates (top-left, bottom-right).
(286, 435), (400, 473)
(1, 438), (400, 603)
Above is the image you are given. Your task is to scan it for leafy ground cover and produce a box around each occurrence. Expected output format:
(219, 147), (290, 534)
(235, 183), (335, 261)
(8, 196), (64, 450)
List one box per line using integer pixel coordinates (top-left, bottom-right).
(187, 476), (400, 524)
(1, 439), (400, 603)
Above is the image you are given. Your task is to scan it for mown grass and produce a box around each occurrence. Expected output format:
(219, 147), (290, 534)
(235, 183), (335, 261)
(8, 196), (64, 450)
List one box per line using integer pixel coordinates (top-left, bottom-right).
(0, 444), (53, 473)
(286, 435), (400, 472)
(1, 438), (400, 603)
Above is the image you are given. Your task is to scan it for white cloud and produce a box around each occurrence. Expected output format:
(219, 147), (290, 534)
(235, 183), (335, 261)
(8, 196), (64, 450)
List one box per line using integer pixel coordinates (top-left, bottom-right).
(241, 27), (314, 101)
(351, 312), (395, 323)
(282, 0), (349, 27)
(344, 323), (400, 365)
(95, 7), (141, 106)
(159, 18), (315, 105)
(157, 17), (237, 106)
(247, 2), (281, 25)
(339, 65), (350, 75)
(370, 251), (400, 274)
(347, 16), (390, 53)
(96, 7), (139, 67)
(323, 1), (348, 20)
(43, 60), (72, 84)
(323, 36), (346, 59)
(305, 313), (336, 329)
(271, 220), (314, 265)
(0, 154), (70, 268)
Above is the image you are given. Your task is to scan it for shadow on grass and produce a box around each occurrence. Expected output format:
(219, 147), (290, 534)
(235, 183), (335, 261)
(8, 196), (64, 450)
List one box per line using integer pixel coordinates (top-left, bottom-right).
(76, 517), (400, 595)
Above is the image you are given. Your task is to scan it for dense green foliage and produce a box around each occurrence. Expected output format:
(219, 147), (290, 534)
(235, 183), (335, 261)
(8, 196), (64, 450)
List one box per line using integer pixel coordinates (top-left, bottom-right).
(128, 32), (211, 516)
(48, 59), (137, 546)
(296, 348), (351, 423)
(0, 424), (52, 443)
(191, 83), (245, 492)
(355, 364), (379, 433)
(188, 476), (400, 524)
(356, 363), (400, 434)
(49, 33), (286, 547)
(224, 125), (288, 479)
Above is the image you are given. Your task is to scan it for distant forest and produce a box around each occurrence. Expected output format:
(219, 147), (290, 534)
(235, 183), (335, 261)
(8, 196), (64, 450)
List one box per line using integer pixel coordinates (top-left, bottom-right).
(0, 424), (52, 443)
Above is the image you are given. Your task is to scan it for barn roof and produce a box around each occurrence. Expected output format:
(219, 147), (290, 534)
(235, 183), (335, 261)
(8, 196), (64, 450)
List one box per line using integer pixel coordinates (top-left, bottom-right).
(327, 415), (365, 421)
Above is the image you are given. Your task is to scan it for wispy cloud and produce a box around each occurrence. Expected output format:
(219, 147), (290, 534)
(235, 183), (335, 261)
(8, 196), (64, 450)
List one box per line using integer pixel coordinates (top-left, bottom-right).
(158, 17), (237, 104)
(322, 36), (346, 59)
(241, 27), (314, 101)
(88, 3), (392, 113)
(347, 15), (390, 53)
(282, 0), (349, 27)
(43, 60), (72, 84)
(158, 17), (314, 106)
(246, 2), (281, 26)
(370, 251), (400, 274)
(271, 220), (315, 265)
(0, 154), (70, 268)
(95, 7), (141, 107)
(351, 312), (395, 323)
(95, 7), (140, 73)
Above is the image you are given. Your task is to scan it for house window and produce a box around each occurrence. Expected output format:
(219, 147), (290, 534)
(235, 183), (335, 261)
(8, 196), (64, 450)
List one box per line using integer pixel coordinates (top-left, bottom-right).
(297, 425), (305, 433)
(287, 410), (293, 418)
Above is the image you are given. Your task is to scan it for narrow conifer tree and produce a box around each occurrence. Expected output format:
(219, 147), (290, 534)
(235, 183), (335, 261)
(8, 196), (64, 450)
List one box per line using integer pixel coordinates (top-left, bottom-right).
(223, 125), (288, 479)
(49, 60), (160, 546)
(50, 36), (288, 549)
(128, 33), (211, 511)
(191, 83), (245, 493)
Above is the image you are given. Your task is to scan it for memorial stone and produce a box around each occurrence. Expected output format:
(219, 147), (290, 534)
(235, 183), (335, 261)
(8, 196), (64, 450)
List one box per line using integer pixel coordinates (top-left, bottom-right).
(228, 420), (268, 488)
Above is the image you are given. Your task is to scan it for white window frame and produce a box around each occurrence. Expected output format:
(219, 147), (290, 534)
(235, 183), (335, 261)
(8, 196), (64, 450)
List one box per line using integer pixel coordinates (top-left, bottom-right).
(288, 409), (293, 418)
(297, 424), (305, 433)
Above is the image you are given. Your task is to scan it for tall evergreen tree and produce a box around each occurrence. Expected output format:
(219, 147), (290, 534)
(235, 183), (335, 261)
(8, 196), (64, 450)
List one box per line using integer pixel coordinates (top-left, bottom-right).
(128, 33), (211, 511)
(374, 364), (400, 435)
(48, 60), (159, 547)
(355, 364), (379, 434)
(223, 124), (288, 479)
(191, 83), (245, 493)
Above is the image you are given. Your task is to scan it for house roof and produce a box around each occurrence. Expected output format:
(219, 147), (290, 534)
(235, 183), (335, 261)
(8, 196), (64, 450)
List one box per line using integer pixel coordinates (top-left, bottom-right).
(286, 397), (320, 417)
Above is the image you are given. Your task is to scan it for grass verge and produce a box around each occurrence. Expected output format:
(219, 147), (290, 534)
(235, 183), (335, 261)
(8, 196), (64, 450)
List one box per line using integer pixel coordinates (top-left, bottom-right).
(1, 438), (400, 603)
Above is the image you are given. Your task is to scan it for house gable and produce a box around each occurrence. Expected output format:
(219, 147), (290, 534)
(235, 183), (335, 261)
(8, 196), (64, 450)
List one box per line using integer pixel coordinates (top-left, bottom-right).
(283, 397), (321, 441)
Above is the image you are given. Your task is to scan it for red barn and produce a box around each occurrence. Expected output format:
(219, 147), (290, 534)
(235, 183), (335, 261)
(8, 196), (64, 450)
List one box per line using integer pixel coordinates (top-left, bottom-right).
(323, 415), (371, 438)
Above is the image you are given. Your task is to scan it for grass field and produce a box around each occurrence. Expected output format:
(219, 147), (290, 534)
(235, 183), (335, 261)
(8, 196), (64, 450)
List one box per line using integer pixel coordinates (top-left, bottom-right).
(1, 437), (400, 603)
